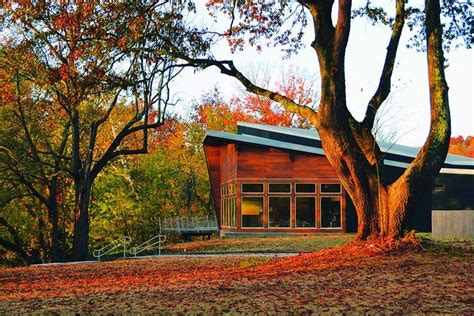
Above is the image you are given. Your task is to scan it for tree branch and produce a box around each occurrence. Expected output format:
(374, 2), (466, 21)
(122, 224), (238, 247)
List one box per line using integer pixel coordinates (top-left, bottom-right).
(363, 0), (405, 131)
(0, 217), (31, 264)
(184, 57), (320, 125)
(393, 0), (450, 190)
(334, 0), (352, 63)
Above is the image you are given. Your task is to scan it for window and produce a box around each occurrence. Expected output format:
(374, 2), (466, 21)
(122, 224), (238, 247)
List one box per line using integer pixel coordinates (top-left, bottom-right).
(321, 183), (341, 194)
(321, 197), (341, 228)
(296, 197), (316, 227)
(268, 197), (291, 227)
(242, 183), (264, 193)
(221, 183), (236, 228)
(241, 196), (264, 227)
(230, 197), (236, 227)
(269, 183), (291, 193)
(295, 183), (316, 193)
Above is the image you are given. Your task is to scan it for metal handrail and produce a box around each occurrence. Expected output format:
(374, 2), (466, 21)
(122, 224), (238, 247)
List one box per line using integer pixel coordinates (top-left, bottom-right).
(129, 234), (167, 257)
(160, 215), (218, 232)
(93, 236), (132, 261)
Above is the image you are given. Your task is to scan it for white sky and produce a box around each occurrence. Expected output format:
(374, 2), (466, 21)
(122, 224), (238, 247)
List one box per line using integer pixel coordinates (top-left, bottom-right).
(170, 1), (473, 147)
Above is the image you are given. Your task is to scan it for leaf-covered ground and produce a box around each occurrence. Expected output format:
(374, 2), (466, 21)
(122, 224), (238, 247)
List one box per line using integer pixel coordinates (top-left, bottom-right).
(1, 242), (472, 313)
(164, 234), (353, 254)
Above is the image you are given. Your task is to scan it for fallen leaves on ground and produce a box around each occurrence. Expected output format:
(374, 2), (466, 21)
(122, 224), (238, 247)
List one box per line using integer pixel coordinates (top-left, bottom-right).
(0, 243), (472, 313)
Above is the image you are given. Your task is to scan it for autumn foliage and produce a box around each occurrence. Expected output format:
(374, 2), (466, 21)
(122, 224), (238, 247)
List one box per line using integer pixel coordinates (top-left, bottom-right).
(193, 74), (317, 132)
(449, 136), (474, 158)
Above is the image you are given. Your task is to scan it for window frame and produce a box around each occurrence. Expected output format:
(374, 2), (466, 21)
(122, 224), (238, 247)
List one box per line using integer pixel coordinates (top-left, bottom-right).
(320, 183), (342, 194)
(268, 183), (292, 194)
(241, 183), (264, 194)
(319, 196), (342, 229)
(295, 196), (317, 228)
(241, 196), (265, 229)
(267, 195), (292, 229)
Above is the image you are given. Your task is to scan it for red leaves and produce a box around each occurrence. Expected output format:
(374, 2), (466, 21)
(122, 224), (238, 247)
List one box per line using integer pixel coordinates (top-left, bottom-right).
(0, 243), (473, 313)
(449, 135), (474, 158)
(194, 72), (316, 132)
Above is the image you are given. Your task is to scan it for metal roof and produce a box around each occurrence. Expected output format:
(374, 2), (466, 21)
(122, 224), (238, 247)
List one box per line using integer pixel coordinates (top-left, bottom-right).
(203, 122), (474, 174)
(205, 130), (325, 156)
(237, 122), (474, 168)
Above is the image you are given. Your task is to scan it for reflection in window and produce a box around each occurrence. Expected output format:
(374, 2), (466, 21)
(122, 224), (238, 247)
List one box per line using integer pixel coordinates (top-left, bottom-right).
(269, 197), (290, 227)
(242, 183), (264, 193)
(296, 197), (316, 227)
(321, 197), (341, 228)
(296, 183), (316, 193)
(321, 183), (341, 193)
(242, 197), (264, 227)
(269, 183), (291, 193)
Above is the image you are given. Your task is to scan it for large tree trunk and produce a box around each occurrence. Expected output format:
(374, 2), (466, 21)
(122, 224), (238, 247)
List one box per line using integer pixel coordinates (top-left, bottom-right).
(203, 0), (450, 242)
(72, 121), (99, 261)
(306, 0), (449, 241)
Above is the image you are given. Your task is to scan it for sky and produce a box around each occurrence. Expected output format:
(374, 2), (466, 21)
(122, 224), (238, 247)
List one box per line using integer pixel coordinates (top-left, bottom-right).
(170, 1), (473, 147)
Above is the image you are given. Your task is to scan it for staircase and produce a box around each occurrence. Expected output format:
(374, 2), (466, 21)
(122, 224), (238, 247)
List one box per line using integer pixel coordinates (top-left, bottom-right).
(129, 234), (167, 257)
(93, 236), (132, 261)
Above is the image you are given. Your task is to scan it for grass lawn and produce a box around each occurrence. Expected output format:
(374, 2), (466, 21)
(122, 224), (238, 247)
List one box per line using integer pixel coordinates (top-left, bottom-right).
(1, 236), (472, 313)
(163, 234), (354, 254)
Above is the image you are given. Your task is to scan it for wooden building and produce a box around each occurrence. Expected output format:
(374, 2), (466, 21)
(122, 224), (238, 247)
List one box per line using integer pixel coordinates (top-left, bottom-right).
(203, 122), (474, 234)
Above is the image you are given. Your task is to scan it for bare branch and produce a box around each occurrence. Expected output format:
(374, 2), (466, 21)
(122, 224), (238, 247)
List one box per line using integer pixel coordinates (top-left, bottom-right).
(363, 0), (405, 131)
(334, 0), (352, 62)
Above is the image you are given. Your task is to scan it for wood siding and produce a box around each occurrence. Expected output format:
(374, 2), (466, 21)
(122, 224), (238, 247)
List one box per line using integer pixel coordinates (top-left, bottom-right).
(203, 145), (221, 225)
(220, 144), (237, 183)
(237, 144), (338, 179)
(206, 142), (347, 233)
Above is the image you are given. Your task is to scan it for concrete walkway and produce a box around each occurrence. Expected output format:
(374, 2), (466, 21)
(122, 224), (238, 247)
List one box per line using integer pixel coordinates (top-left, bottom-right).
(128, 252), (299, 259)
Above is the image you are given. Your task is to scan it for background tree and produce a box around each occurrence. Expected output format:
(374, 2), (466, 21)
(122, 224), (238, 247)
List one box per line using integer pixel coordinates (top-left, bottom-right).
(449, 136), (474, 158)
(193, 71), (319, 132)
(0, 1), (202, 260)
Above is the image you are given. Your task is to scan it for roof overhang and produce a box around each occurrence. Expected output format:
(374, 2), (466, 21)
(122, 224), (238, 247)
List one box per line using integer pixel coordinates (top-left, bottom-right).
(203, 122), (474, 175)
(204, 130), (326, 156)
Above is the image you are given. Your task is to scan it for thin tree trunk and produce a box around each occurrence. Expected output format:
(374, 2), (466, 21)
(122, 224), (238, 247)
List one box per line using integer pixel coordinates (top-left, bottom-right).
(72, 185), (91, 261)
(48, 179), (61, 262)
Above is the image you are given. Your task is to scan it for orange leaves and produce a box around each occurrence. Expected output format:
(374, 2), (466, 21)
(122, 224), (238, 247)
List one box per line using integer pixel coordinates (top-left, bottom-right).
(0, 78), (16, 104)
(1, 245), (473, 313)
(194, 72), (316, 132)
(117, 37), (128, 51)
(449, 135), (474, 158)
(129, 16), (146, 32)
(58, 64), (73, 81)
(53, 12), (73, 30)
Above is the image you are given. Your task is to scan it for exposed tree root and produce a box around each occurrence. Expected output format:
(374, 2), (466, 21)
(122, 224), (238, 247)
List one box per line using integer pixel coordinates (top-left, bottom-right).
(347, 231), (423, 255)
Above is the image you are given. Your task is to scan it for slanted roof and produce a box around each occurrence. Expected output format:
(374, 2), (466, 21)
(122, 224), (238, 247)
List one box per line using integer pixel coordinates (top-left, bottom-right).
(202, 122), (474, 174)
(237, 122), (474, 169)
(204, 130), (325, 156)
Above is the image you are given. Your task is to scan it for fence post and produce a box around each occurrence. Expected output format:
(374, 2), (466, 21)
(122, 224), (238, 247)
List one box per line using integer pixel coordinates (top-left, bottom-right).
(123, 238), (126, 259)
(158, 237), (161, 256)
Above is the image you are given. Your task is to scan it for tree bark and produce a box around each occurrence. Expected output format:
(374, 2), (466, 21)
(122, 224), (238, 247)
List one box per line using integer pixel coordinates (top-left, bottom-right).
(47, 179), (61, 262)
